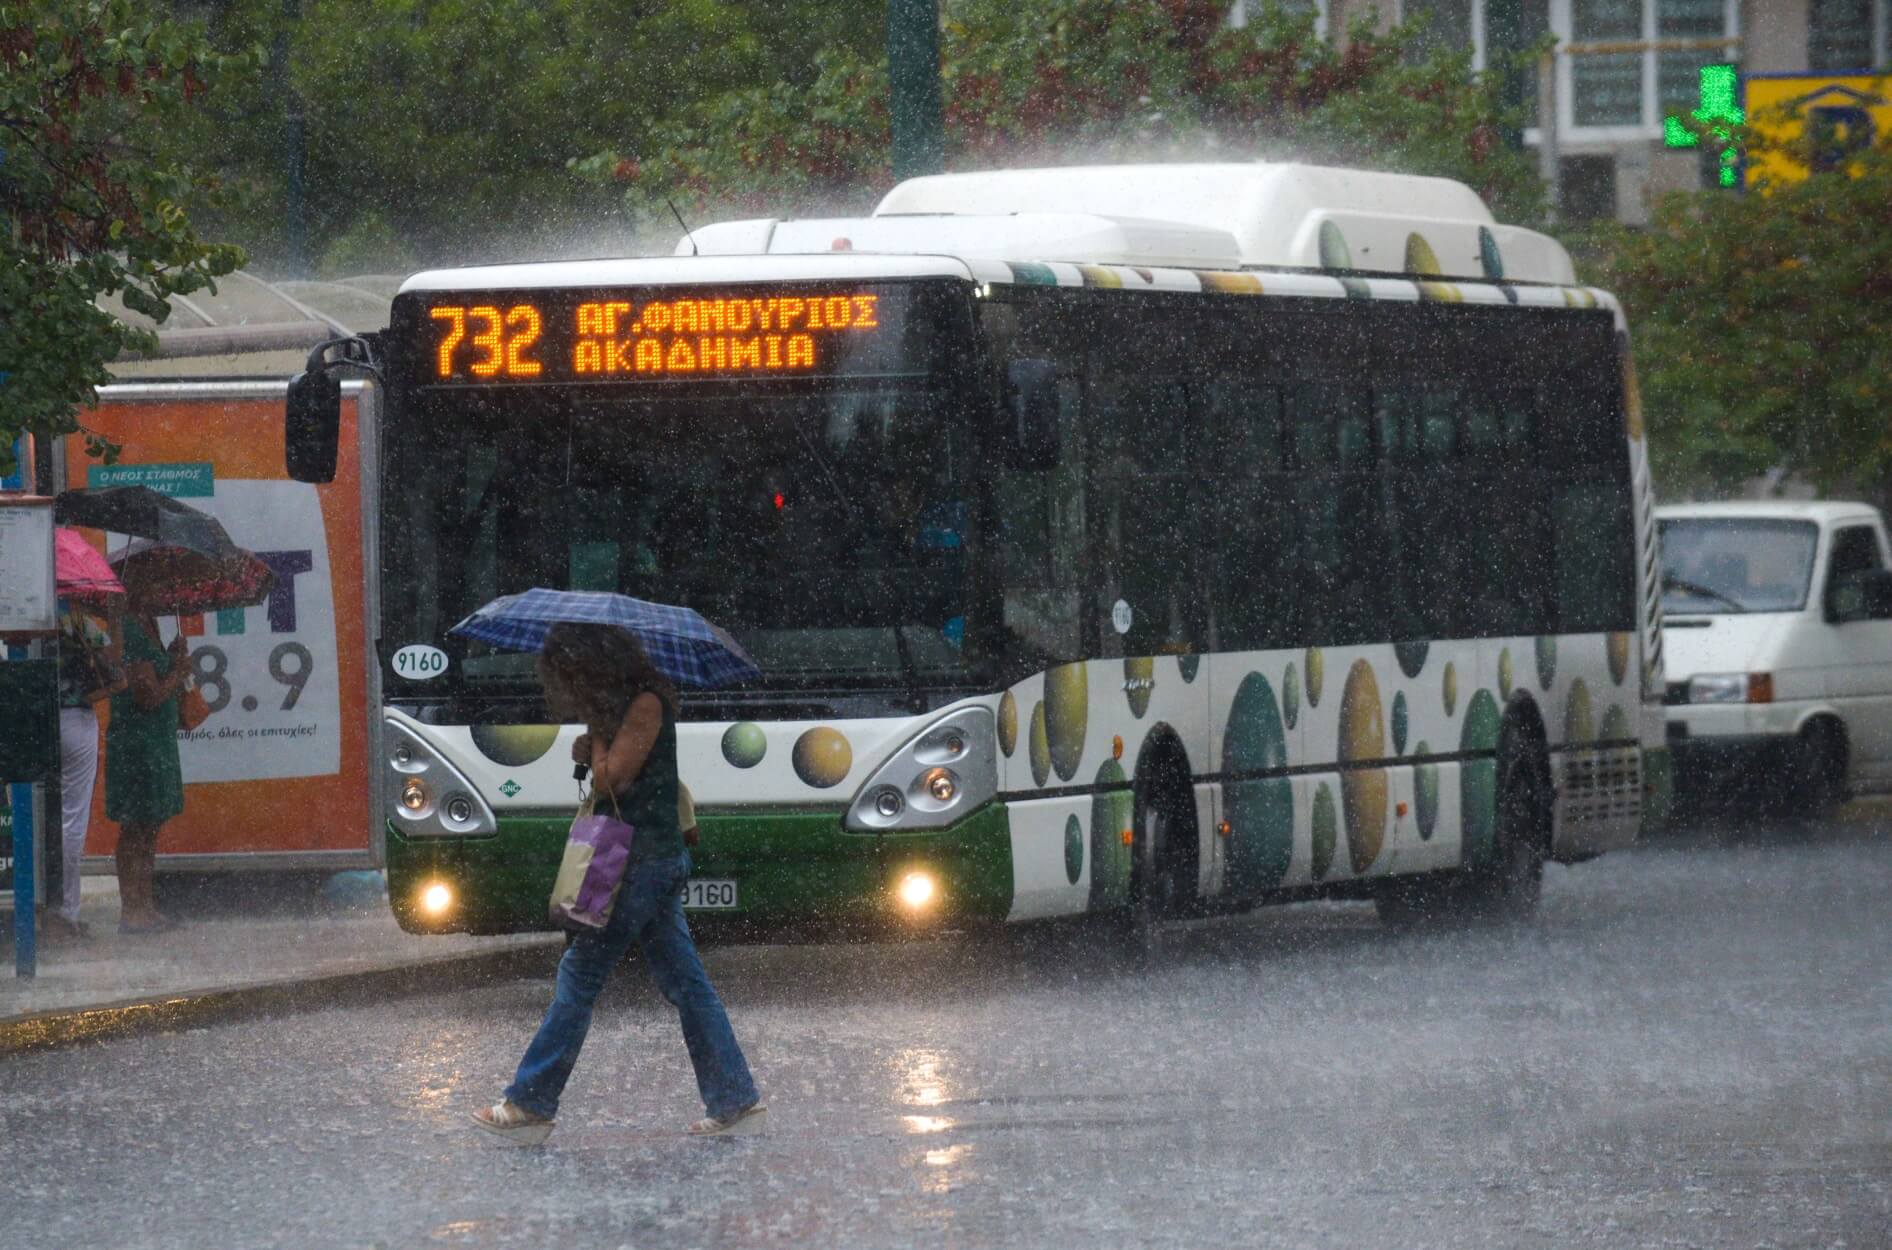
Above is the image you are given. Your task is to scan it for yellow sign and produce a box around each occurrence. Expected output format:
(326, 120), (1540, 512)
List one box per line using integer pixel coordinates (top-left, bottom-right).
(1744, 72), (1892, 187)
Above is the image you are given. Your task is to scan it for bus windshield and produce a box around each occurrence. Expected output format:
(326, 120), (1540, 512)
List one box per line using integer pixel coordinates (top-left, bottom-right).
(384, 384), (981, 692)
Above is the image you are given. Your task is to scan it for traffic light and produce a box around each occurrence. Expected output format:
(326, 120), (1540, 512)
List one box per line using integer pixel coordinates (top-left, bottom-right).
(1664, 64), (1743, 188)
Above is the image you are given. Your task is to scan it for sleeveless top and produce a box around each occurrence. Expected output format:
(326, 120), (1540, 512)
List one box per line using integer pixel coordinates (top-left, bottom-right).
(607, 696), (683, 862)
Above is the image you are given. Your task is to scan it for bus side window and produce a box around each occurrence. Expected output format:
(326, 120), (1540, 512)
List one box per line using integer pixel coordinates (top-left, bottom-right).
(1382, 385), (1462, 644)
(995, 374), (1083, 665)
(1459, 387), (1554, 638)
(1088, 374), (1205, 659)
(1206, 384), (1292, 651)
(1552, 389), (1637, 634)
(1288, 383), (1381, 646)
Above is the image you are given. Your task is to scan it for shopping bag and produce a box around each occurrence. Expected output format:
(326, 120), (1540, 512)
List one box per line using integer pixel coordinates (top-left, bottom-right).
(548, 789), (636, 931)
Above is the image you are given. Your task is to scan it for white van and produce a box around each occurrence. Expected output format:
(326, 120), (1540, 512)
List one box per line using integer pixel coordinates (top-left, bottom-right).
(1659, 501), (1892, 815)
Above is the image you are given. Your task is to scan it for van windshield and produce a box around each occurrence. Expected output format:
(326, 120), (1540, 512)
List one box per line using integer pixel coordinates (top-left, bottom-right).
(1659, 517), (1819, 614)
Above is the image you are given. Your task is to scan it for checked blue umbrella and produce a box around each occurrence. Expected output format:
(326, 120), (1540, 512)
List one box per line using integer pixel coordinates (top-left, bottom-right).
(448, 588), (760, 689)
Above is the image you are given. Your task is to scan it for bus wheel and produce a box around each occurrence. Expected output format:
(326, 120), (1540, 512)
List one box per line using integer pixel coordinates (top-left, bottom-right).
(1124, 770), (1192, 954)
(1461, 736), (1550, 922)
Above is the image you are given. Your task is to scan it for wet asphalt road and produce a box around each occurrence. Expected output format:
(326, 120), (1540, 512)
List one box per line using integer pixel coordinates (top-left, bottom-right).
(4, 819), (1890, 1250)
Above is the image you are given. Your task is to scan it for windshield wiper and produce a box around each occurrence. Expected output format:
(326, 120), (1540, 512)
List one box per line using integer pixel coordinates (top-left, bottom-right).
(1661, 573), (1748, 613)
(786, 412), (931, 706)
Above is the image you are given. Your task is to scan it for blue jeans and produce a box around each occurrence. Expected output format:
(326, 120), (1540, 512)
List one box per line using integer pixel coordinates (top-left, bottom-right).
(505, 851), (758, 1120)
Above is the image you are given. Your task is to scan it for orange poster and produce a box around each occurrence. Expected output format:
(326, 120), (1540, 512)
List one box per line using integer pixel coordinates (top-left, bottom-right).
(67, 394), (371, 861)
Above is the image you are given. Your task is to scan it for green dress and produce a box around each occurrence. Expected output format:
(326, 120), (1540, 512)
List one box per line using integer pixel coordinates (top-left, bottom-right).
(105, 619), (185, 826)
(610, 699), (684, 863)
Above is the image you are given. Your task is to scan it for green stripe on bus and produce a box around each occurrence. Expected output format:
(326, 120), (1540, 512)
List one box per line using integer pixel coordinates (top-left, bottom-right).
(385, 804), (1015, 934)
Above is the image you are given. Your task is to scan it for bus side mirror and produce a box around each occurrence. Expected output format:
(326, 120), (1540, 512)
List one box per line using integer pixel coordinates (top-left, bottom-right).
(1828, 568), (1892, 623)
(1003, 359), (1060, 471)
(286, 367), (341, 484)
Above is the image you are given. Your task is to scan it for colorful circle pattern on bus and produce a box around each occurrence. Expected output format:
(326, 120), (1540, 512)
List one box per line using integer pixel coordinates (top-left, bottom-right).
(1498, 649), (1514, 700)
(1305, 648), (1324, 707)
(1090, 759), (1134, 910)
(1064, 814), (1084, 885)
(1124, 656), (1153, 718)
(721, 721), (767, 769)
(1339, 660), (1389, 873)
(1607, 632), (1631, 686)
(998, 691), (1018, 757)
(1395, 641), (1428, 678)
(791, 727), (852, 788)
(1601, 703), (1629, 742)
(1311, 781), (1338, 880)
(469, 723), (559, 768)
(1282, 661), (1301, 729)
(1223, 672), (1293, 893)
(1178, 653), (1201, 683)
(1459, 689), (1502, 862)
(1044, 663), (1088, 782)
(1392, 691), (1409, 756)
(1443, 661), (1458, 717)
(1565, 679), (1595, 743)
(1028, 702), (1050, 787)
(1536, 636), (1558, 690)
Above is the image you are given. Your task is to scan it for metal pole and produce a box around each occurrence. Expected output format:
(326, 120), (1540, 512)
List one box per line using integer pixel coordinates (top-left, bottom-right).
(1485, 0), (1525, 153)
(11, 780), (35, 978)
(277, 0), (308, 275)
(887, 0), (945, 181)
(1538, 52), (1560, 224)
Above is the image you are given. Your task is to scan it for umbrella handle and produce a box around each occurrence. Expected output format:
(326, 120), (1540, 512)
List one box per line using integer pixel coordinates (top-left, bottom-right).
(573, 763), (589, 782)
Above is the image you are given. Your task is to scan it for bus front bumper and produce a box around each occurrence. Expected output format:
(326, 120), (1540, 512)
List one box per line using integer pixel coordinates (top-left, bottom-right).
(386, 803), (1014, 936)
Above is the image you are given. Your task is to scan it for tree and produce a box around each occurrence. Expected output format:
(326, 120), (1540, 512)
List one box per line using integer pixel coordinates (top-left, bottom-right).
(162, 0), (887, 274)
(581, 1), (1545, 242)
(1588, 115), (1892, 499)
(0, 0), (253, 470)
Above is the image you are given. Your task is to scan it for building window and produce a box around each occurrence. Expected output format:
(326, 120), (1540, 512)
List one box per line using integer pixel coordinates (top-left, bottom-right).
(1227, 0), (1329, 39)
(1810, 0), (1888, 69)
(1571, 0), (1645, 126)
(1549, 0), (1740, 140)
(1404, 0), (1476, 60)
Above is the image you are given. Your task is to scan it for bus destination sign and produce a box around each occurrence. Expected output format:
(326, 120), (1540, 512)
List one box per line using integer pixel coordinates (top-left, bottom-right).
(417, 288), (887, 385)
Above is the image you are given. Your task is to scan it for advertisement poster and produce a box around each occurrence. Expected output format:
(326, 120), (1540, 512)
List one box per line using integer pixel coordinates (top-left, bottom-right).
(67, 396), (369, 860)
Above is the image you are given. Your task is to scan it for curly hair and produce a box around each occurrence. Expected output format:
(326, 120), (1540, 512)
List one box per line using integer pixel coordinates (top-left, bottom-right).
(536, 623), (678, 730)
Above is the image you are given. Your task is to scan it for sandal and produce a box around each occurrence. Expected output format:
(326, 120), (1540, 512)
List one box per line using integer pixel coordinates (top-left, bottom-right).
(471, 1100), (555, 1146)
(688, 1101), (767, 1136)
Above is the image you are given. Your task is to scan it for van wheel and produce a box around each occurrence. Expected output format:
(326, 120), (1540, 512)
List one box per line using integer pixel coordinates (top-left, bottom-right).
(1788, 722), (1845, 823)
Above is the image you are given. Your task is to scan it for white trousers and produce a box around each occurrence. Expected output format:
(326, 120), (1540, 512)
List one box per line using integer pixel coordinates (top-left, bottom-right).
(57, 707), (100, 923)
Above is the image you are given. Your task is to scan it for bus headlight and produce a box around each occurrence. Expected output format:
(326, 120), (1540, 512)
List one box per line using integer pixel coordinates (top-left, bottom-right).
(384, 716), (498, 837)
(845, 706), (997, 833)
(420, 881), (454, 915)
(897, 871), (937, 910)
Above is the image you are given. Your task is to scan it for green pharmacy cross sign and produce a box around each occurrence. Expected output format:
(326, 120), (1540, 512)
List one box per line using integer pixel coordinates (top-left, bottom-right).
(1665, 63), (1744, 187)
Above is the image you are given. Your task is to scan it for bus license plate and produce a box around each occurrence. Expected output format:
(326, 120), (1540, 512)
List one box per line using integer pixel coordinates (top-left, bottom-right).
(682, 879), (738, 910)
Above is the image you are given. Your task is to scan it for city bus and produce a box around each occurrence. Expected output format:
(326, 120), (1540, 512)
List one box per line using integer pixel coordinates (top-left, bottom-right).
(285, 162), (1666, 937)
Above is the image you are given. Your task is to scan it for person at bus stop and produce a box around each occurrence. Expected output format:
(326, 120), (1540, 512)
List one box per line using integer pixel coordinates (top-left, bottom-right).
(473, 623), (763, 1145)
(105, 614), (189, 935)
(46, 602), (125, 940)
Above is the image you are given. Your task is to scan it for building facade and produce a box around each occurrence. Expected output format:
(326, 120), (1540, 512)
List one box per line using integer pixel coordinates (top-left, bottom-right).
(1229, 1), (1890, 222)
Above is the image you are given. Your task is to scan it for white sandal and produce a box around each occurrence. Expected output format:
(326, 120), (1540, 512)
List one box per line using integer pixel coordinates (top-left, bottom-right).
(471, 1100), (555, 1146)
(688, 1101), (767, 1136)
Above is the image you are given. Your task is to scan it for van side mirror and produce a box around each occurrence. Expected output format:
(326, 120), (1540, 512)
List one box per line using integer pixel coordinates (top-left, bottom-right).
(1827, 568), (1892, 623)
(286, 366), (341, 483)
(1002, 359), (1061, 471)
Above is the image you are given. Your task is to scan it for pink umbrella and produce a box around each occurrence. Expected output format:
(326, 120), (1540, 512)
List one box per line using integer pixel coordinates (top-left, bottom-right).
(55, 527), (126, 609)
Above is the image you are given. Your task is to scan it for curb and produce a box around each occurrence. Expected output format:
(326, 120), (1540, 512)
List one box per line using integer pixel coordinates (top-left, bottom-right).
(0, 937), (561, 1058)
